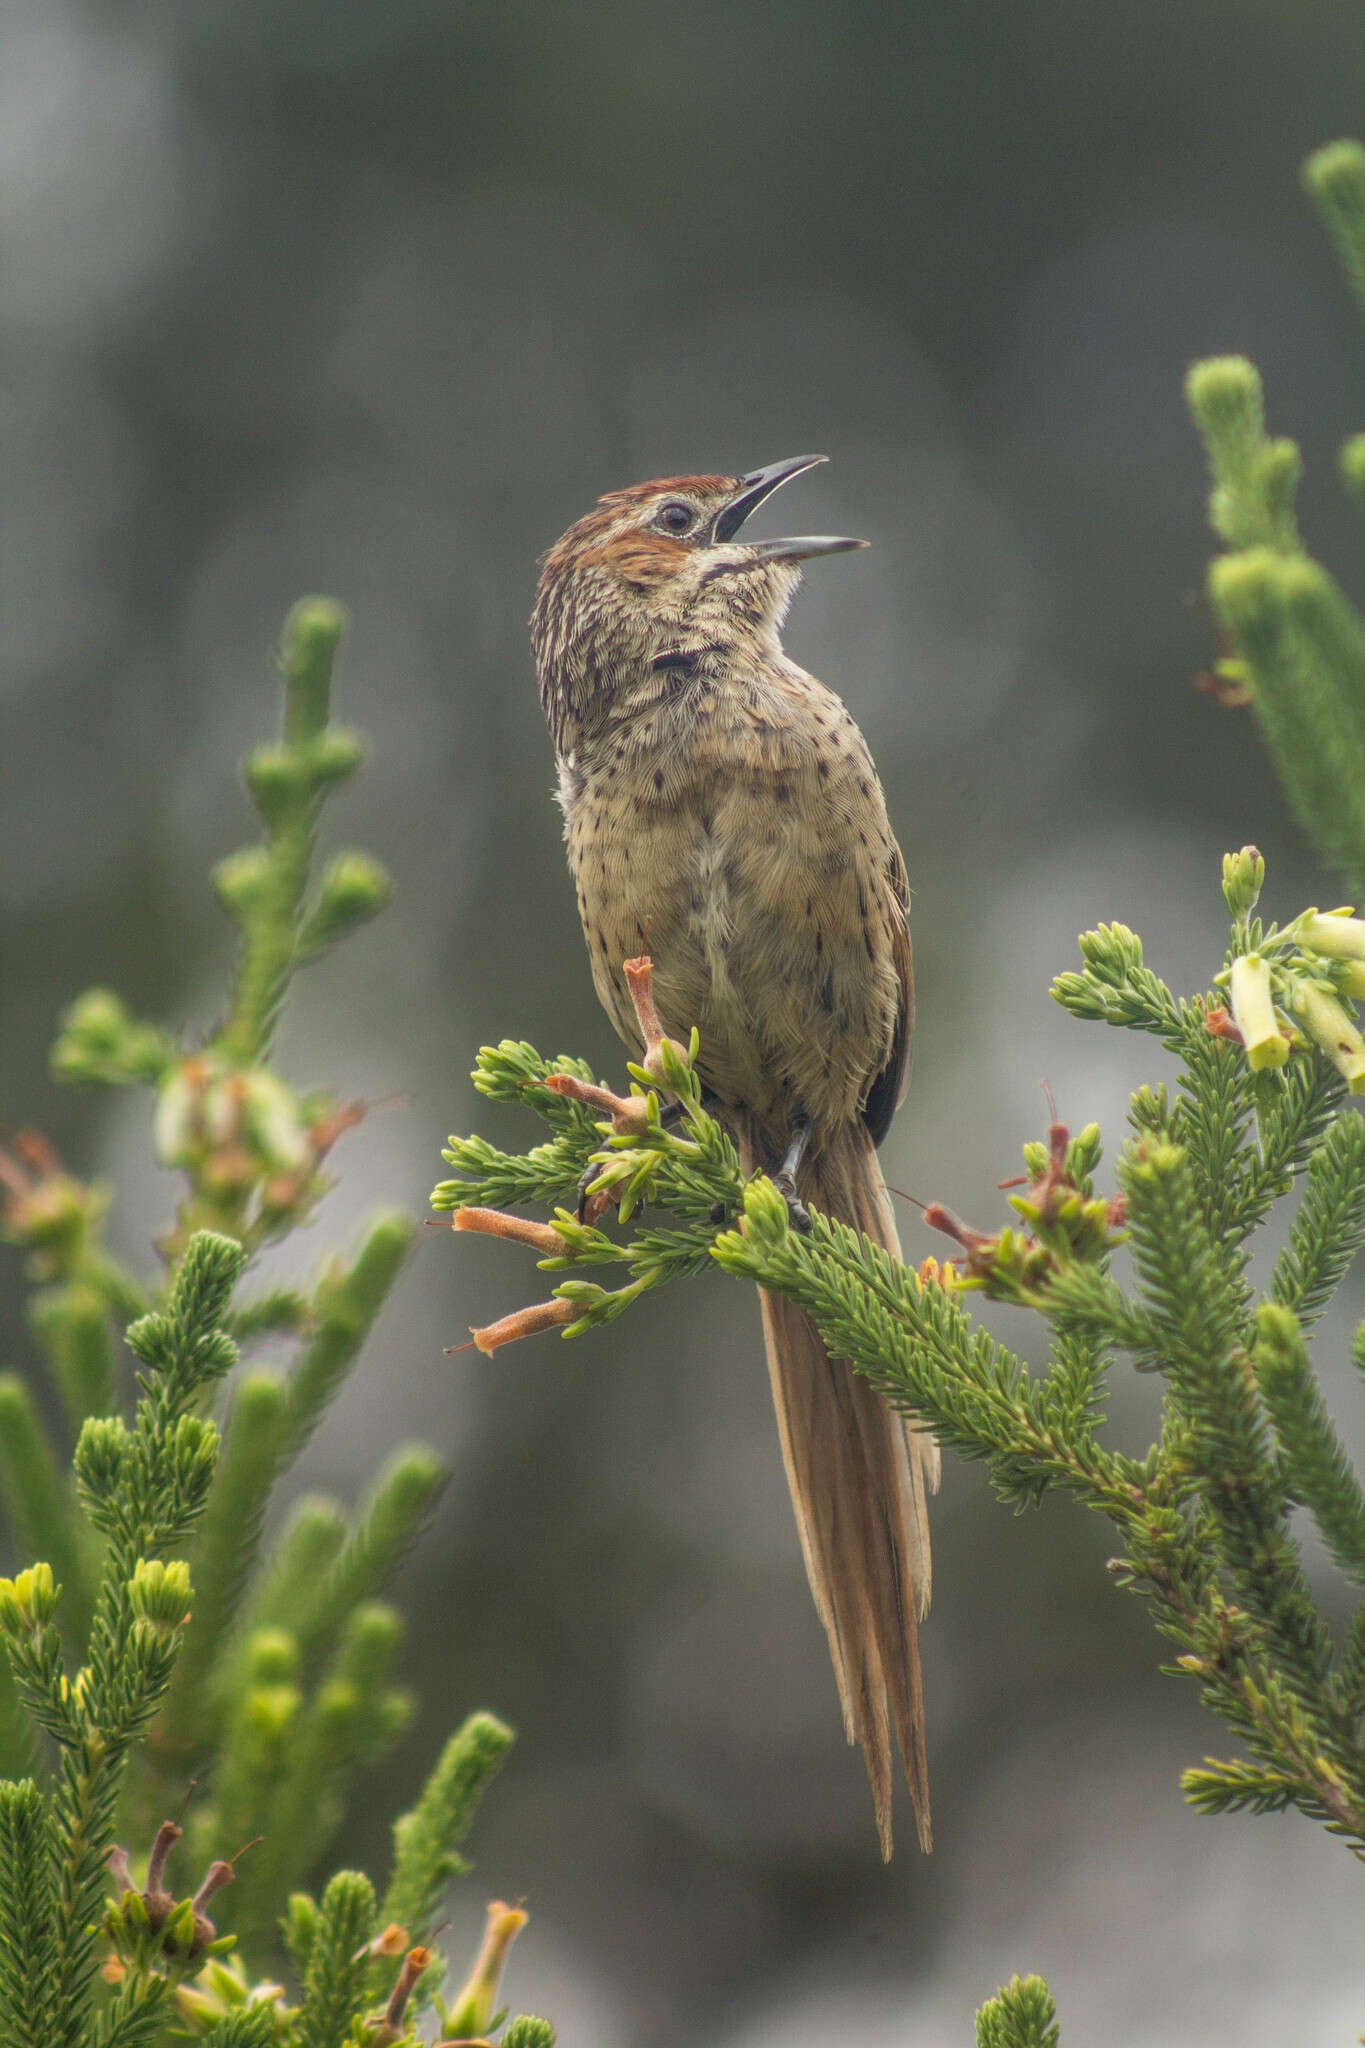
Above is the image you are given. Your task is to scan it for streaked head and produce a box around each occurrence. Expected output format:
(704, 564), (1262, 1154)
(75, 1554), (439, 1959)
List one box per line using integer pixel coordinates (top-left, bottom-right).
(532, 455), (865, 751)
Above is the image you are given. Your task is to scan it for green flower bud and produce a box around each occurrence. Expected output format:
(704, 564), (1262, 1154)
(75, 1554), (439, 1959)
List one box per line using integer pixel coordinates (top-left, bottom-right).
(1221, 845), (1265, 920)
(128, 1558), (193, 1633)
(653, 1032), (693, 1095)
(169, 1415), (219, 1511)
(203, 1954), (254, 2006)
(162, 1897), (197, 1956)
(315, 850), (391, 924)
(244, 743), (310, 825)
(212, 846), (274, 919)
(73, 1415), (130, 1499)
(305, 726), (366, 788)
(1067, 1122), (1103, 1179)
(0, 1563), (59, 1633)
(171, 1984), (221, 2034)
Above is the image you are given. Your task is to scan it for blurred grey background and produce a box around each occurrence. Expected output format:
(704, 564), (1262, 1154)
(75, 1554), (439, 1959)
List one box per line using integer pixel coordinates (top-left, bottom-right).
(4, 1), (1365, 2039)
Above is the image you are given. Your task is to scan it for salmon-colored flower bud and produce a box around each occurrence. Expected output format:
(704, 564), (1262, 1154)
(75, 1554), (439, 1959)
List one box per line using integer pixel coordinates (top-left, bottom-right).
(921, 1203), (994, 1255)
(469, 1299), (577, 1355)
(543, 1071), (648, 1131)
(453, 1207), (565, 1255)
(623, 954), (690, 1087)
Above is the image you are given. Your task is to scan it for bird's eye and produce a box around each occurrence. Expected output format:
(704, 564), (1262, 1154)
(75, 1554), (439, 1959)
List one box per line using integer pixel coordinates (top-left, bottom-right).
(656, 500), (696, 536)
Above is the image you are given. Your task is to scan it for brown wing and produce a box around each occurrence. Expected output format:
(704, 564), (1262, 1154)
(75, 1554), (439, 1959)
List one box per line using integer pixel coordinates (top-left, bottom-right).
(863, 841), (913, 1148)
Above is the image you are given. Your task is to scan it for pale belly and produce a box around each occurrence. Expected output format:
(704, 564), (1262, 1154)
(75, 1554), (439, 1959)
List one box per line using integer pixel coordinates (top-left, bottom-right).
(566, 747), (905, 1150)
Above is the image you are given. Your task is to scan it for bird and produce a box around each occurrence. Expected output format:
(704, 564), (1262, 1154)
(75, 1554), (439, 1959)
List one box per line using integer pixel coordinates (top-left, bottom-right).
(530, 453), (939, 1856)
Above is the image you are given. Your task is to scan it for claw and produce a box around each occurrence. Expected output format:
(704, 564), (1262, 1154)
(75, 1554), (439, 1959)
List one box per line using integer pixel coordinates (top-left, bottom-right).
(772, 1174), (813, 1233)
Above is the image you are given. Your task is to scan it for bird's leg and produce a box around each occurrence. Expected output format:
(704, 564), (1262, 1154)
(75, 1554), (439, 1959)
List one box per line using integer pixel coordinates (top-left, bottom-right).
(771, 1112), (814, 1234)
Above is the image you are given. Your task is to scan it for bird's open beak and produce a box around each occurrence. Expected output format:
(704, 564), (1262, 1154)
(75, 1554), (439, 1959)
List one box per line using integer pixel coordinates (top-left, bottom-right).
(710, 454), (867, 560)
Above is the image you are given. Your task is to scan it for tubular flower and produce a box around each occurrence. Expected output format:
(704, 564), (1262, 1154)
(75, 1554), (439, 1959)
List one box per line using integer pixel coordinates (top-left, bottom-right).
(1228, 954), (1290, 1069)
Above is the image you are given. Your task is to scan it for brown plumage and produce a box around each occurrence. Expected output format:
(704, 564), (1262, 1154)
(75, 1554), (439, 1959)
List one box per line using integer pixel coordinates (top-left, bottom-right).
(531, 455), (939, 1855)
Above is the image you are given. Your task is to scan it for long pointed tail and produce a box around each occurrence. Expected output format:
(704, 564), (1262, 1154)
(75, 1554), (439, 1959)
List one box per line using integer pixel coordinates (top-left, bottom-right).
(742, 1119), (940, 1857)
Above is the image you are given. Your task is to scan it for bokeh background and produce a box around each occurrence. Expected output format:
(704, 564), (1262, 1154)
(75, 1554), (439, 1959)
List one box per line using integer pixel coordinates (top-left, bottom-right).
(5, 2), (1365, 2039)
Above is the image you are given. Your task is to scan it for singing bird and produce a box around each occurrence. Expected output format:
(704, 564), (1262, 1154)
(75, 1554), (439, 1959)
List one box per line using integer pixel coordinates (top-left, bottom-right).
(531, 454), (939, 1855)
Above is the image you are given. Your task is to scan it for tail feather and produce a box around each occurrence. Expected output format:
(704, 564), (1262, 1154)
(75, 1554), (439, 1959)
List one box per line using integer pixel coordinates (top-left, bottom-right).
(743, 1119), (939, 1857)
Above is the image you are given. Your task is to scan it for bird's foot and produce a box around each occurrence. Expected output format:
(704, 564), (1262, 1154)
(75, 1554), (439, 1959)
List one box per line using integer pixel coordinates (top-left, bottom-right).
(771, 1171), (813, 1233)
(772, 1112), (814, 1232)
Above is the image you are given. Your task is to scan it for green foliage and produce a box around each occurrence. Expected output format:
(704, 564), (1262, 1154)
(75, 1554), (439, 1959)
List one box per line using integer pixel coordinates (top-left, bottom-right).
(0, 1778), (60, 2048)
(438, 936), (1365, 2048)
(0, 604), (544, 2045)
(380, 1711), (514, 1940)
(1188, 138), (1365, 898)
(436, 850), (1365, 1958)
(294, 1870), (375, 2048)
(501, 2019), (557, 2048)
(199, 2008), (279, 2048)
(975, 1976), (1061, 2048)
(1254, 1303), (1365, 1584)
